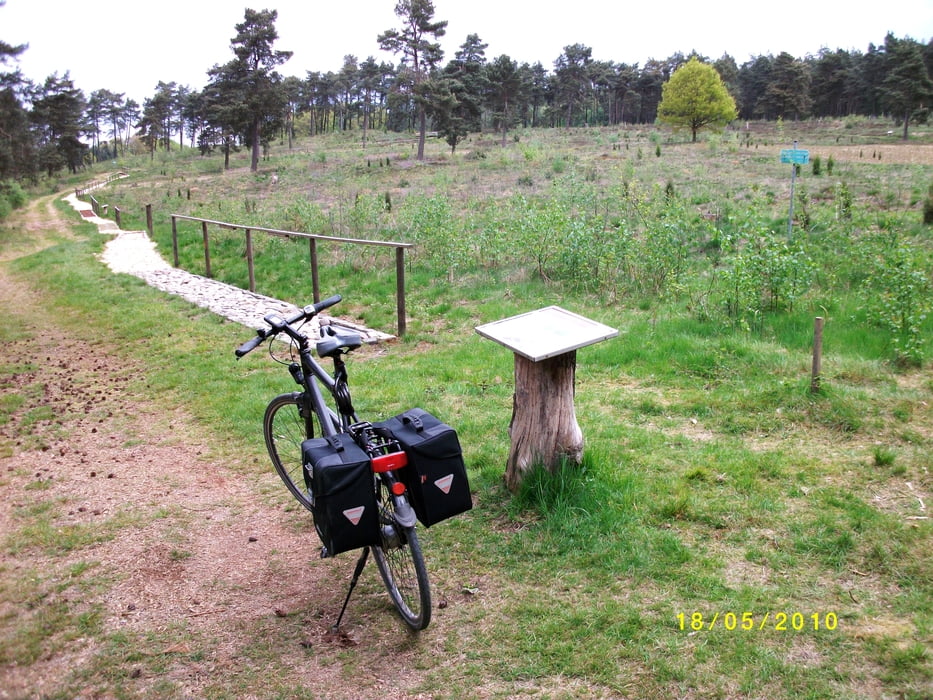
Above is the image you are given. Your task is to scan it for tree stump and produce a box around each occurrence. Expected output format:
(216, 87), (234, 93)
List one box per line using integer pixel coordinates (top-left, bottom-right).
(476, 305), (617, 493)
(505, 350), (584, 492)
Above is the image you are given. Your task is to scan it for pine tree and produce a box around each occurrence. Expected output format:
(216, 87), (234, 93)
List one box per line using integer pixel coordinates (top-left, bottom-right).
(881, 34), (933, 140)
(378, 0), (447, 160)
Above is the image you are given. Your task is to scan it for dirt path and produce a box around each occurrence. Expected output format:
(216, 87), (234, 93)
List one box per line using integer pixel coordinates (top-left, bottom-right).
(0, 194), (404, 698)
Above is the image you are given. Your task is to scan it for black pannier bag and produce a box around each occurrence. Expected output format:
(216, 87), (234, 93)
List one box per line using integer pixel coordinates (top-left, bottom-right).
(375, 409), (472, 527)
(302, 433), (379, 555)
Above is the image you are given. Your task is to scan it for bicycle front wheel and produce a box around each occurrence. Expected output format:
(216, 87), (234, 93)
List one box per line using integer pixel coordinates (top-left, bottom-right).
(371, 483), (432, 630)
(264, 392), (318, 513)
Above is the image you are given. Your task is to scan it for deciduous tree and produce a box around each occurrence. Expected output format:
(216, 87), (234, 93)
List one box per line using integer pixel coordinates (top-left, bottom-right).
(657, 57), (737, 142)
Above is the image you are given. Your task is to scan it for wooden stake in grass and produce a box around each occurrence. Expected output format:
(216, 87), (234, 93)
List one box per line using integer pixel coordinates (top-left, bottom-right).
(811, 316), (824, 393)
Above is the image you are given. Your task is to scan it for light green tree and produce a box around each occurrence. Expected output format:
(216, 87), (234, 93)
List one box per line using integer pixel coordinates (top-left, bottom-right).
(657, 57), (737, 142)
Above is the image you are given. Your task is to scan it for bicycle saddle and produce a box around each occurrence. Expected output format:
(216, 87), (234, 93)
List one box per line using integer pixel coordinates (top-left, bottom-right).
(316, 326), (362, 358)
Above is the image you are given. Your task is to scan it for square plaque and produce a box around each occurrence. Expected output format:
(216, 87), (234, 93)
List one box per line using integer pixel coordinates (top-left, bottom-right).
(475, 306), (618, 362)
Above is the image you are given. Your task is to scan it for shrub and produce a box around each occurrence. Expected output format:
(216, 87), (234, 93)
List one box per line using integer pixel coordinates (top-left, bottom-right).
(837, 182), (853, 220)
(0, 180), (27, 220)
(923, 183), (933, 225)
(859, 234), (933, 366)
(719, 228), (816, 327)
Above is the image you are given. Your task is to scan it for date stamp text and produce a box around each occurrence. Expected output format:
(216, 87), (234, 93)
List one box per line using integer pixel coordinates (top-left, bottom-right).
(676, 611), (838, 632)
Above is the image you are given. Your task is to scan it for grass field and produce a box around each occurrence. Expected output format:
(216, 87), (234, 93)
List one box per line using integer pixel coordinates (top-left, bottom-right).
(1, 119), (931, 698)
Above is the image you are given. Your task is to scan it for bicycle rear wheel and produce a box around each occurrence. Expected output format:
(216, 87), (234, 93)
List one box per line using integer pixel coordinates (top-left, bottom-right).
(264, 392), (319, 512)
(371, 481), (432, 630)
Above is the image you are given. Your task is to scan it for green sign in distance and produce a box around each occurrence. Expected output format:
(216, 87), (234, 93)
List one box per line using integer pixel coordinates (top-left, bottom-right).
(781, 148), (810, 164)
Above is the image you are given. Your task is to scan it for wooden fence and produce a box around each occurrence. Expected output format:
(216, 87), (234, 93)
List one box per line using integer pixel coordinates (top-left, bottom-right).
(75, 171), (128, 197)
(170, 215), (414, 335)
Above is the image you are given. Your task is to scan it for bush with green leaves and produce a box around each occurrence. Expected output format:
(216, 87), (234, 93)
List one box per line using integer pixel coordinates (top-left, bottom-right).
(633, 212), (690, 298)
(718, 229), (816, 329)
(859, 233), (932, 366)
(505, 193), (570, 281)
(812, 155), (822, 176)
(837, 182), (853, 220)
(400, 194), (470, 281)
(0, 180), (27, 220)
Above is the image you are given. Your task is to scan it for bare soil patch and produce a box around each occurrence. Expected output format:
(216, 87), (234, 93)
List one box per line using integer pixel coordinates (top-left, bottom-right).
(813, 143), (933, 166)
(0, 194), (421, 698)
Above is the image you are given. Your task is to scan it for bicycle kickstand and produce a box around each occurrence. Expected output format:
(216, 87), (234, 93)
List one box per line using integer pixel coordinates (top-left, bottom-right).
(333, 546), (370, 630)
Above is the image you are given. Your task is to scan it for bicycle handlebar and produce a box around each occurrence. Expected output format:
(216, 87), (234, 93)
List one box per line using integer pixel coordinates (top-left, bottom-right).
(235, 332), (266, 358)
(312, 294), (342, 315)
(234, 294), (342, 358)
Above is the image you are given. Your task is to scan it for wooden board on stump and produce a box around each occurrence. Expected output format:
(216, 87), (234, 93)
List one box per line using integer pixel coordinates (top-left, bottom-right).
(476, 307), (618, 492)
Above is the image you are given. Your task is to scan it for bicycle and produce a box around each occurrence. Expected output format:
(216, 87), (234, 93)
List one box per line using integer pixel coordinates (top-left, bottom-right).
(235, 294), (431, 631)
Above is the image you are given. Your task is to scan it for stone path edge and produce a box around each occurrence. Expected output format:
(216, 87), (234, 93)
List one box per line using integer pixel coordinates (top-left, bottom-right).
(63, 189), (393, 344)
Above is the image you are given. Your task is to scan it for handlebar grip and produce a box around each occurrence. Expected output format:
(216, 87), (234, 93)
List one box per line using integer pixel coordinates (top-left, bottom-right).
(312, 294), (342, 314)
(235, 334), (264, 358)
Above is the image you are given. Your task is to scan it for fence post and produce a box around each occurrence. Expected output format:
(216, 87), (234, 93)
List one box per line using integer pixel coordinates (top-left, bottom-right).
(114, 207), (121, 229)
(309, 238), (320, 303)
(202, 220), (211, 278)
(245, 228), (255, 292)
(146, 204), (153, 236)
(396, 246), (407, 336)
(171, 216), (179, 267)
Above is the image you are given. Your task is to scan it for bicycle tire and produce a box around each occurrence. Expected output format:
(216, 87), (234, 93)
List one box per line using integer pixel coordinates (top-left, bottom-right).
(264, 392), (319, 513)
(371, 480), (432, 630)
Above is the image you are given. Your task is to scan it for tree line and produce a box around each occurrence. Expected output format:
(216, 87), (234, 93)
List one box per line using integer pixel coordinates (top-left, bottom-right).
(1, 0), (931, 185)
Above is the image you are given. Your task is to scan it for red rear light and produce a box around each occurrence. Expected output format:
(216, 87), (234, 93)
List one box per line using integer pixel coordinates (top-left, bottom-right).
(371, 451), (408, 473)
(391, 482), (407, 496)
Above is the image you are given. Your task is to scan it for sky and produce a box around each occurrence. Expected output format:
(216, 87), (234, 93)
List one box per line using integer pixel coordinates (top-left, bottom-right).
(3, 0), (932, 104)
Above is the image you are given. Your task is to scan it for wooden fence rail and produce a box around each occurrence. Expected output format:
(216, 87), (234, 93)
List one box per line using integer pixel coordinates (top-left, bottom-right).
(75, 171), (128, 197)
(171, 214), (414, 336)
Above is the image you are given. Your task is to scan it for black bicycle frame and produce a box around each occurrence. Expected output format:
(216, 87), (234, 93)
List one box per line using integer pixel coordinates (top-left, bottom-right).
(295, 339), (353, 437)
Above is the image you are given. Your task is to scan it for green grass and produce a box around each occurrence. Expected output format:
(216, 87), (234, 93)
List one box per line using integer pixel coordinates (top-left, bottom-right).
(1, 122), (931, 698)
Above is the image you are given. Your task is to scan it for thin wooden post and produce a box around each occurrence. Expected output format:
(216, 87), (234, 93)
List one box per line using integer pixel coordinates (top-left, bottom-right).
(114, 207), (121, 229)
(201, 220), (212, 278)
(396, 246), (407, 336)
(309, 238), (320, 303)
(811, 316), (824, 393)
(171, 216), (179, 267)
(146, 204), (153, 236)
(245, 228), (255, 292)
